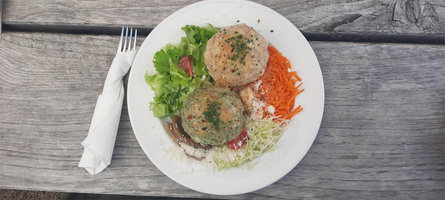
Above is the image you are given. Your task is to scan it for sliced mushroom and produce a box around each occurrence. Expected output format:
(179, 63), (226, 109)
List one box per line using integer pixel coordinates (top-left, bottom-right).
(172, 116), (212, 150)
(163, 116), (212, 160)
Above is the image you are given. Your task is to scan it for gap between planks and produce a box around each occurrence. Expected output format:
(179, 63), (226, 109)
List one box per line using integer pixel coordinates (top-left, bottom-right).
(1, 23), (444, 45)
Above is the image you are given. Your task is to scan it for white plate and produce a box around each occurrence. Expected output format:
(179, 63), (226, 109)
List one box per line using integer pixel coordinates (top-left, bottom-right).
(127, 0), (324, 195)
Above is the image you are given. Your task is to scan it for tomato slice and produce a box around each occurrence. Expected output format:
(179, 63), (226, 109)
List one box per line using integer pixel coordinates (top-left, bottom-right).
(178, 56), (193, 77)
(227, 130), (248, 150)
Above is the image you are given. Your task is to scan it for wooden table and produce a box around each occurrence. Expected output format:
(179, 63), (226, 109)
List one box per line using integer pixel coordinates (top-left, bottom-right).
(1, 1), (444, 199)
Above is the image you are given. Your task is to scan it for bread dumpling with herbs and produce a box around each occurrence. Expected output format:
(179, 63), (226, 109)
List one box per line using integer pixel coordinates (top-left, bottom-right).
(180, 86), (245, 146)
(204, 24), (269, 86)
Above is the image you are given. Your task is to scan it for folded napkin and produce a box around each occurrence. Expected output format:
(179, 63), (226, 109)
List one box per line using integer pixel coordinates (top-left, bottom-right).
(79, 49), (138, 174)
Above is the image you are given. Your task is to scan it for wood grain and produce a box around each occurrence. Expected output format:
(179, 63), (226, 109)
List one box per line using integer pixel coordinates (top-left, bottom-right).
(2, 0), (444, 38)
(0, 32), (444, 199)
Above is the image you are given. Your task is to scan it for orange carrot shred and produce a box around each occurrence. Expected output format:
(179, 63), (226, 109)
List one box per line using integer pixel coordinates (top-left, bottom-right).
(257, 46), (304, 120)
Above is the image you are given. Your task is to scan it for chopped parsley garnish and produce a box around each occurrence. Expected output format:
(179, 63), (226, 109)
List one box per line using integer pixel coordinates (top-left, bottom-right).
(224, 33), (252, 65)
(204, 99), (222, 130)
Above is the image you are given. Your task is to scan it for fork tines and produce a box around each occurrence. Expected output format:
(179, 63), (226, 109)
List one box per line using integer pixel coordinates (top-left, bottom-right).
(118, 26), (138, 53)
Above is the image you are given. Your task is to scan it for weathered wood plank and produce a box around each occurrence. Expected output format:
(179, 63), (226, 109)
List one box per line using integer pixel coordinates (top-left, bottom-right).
(0, 32), (444, 199)
(2, 0), (444, 39)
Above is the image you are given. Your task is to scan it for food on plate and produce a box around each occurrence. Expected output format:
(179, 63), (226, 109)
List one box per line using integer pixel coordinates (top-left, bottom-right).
(146, 23), (304, 169)
(164, 116), (211, 149)
(239, 85), (265, 119)
(204, 24), (269, 86)
(210, 117), (286, 169)
(240, 46), (304, 120)
(145, 25), (219, 117)
(181, 86), (245, 146)
(163, 116), (211, 160)
(178, 56), (193, 77)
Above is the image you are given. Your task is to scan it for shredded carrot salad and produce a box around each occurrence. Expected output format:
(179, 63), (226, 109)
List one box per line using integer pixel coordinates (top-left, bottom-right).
(257, 46), (304, 120)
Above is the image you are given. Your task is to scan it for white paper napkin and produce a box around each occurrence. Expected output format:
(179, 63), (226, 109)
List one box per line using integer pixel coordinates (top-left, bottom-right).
(79, 49), (138, 174)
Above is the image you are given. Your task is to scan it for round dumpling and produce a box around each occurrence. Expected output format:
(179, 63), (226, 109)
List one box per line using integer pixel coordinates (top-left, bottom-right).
(204, 24), (269, 86)
(180, 86), (245, 146)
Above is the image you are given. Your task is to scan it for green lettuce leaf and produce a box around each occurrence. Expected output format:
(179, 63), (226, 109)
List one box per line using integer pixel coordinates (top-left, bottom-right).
(151, 103), (168, 117)
(146, 24), (219, 117)
(182, 24), (219, 78)
(153, 50), (170, 73)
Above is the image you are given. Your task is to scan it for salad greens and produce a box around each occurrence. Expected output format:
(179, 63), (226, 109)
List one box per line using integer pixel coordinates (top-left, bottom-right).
(145, 24), (219, 117)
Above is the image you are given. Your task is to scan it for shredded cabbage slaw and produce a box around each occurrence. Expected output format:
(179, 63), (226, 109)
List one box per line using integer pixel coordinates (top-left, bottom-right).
(208, 117), (287, 169)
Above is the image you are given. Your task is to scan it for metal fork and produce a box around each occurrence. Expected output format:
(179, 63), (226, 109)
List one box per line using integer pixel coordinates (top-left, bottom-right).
(117, 26), (138, 53)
